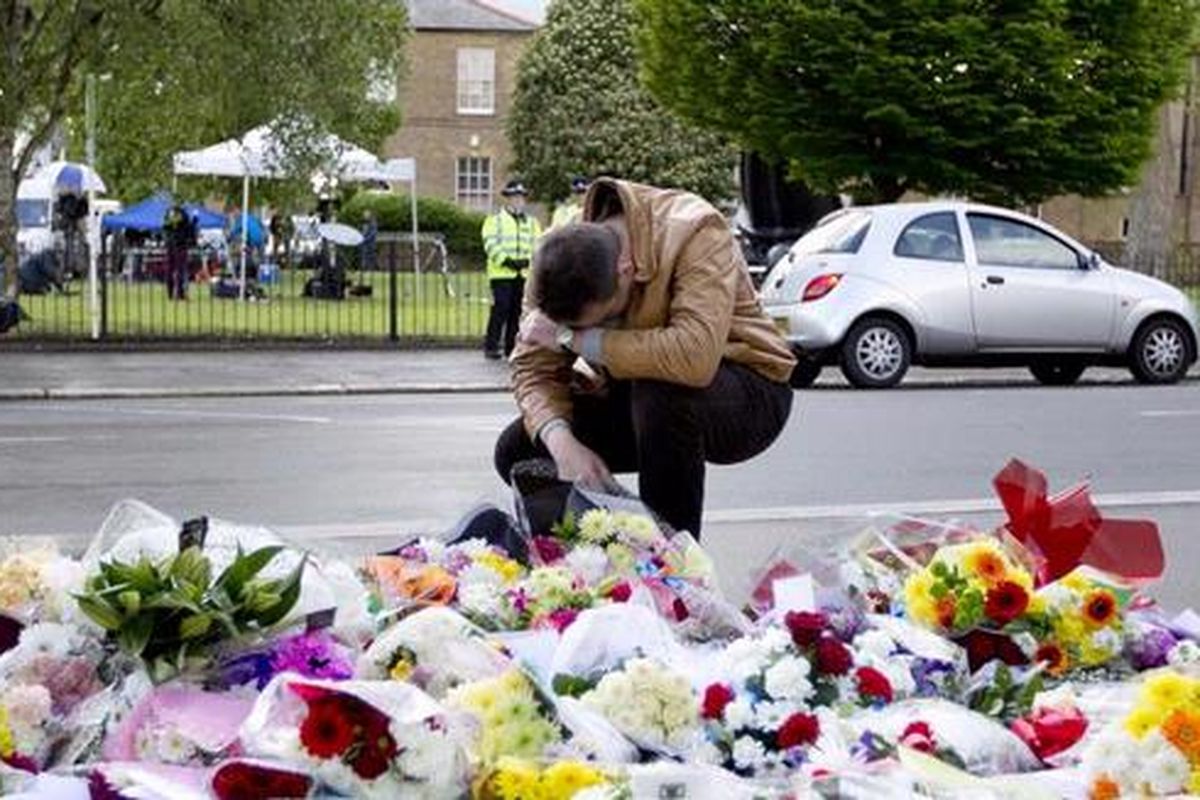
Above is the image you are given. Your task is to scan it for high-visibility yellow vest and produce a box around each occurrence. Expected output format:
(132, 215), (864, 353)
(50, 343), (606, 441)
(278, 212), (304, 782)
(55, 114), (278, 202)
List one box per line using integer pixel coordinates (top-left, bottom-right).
(481, 208), (542, 279)
(550, 201), (582, 230)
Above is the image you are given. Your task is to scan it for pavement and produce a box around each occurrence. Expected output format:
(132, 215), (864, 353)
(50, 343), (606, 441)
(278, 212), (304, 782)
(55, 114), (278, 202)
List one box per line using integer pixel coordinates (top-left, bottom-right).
(2, 347), (1197, 400)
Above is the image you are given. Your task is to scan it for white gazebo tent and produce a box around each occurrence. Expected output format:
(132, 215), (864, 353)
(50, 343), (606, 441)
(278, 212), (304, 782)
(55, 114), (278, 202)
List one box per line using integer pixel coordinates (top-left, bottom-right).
(172, 123), (418, 299)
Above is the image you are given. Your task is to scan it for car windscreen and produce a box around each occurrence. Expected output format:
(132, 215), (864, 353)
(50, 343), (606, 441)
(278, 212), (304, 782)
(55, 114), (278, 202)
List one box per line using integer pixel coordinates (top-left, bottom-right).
(17, 198), (49, 228)
(791, 210), (871, 256)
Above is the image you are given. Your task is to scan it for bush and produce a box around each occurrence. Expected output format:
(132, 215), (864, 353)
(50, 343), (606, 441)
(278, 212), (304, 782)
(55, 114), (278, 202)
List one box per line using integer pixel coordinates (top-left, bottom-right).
(341, 192), (486, 263)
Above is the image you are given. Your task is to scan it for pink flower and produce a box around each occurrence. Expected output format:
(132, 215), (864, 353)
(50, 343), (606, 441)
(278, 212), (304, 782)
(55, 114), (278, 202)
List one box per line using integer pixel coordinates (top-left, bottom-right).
(532, 536), (566, 563)
(538, 608), (579, 632)
(900, 721), (936, 753)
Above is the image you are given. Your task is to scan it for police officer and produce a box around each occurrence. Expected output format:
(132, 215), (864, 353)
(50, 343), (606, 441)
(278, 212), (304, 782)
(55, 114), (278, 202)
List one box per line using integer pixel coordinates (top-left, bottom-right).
(481, 179), (541, 359)
(549, 176), (589, 230)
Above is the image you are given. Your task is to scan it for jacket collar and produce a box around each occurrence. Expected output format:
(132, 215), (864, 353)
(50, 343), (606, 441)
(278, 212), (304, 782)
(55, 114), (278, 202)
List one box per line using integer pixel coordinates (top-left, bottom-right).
(582, 178), (655, 282)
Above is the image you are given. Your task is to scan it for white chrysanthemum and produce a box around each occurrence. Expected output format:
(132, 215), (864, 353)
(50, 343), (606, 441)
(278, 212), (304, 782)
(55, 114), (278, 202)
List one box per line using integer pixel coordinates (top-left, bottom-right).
(457, 582), (502, 617)
(693, 739), (724, 765)
(401, 725), (457, 781)
(1082, 729), (1134, 777)
(457, 563), (504, 589)
(450, 538), (488, 558)
(1092, 628), (1122, 655)
(732, 736), (767, 770)
(724, 698), (755, 731)
(759, 627), (793, 657)
(417, 537), (447, 561)
(1039, 584), (1074, 609)
(763, 656), (812, 702)
(853, 629), (895, 660)
(1168, 639), (1200, 666)
(721, 637), (770, 683)
(753, 699), (797, 729)
(1144, 739), (1190, 794)
(565, 545), (610, 584)
(578, 509), (617, 543)
(612, 511), (661, 544)
(15, 622), (75, 660)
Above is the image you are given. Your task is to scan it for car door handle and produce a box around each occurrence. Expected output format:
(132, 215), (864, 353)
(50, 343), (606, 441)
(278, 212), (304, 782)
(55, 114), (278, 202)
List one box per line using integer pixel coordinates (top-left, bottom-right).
(985, 275), (1005, 285)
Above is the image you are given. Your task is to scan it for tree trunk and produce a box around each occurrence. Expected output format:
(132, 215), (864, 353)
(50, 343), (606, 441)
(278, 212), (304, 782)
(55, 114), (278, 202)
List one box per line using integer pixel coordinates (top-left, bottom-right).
(0, 131), (17, 297)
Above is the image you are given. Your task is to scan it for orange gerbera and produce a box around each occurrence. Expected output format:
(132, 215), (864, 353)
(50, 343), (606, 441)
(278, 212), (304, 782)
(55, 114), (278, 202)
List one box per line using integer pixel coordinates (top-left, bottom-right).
(964, 548), (1007, 584)
(1163, 709), (1200, 763)
(1083, 589), (1117, 628)
(1089, 775), (1120, 800)
(935, 596), (957, 629)
(1035, 642), (1070, 676)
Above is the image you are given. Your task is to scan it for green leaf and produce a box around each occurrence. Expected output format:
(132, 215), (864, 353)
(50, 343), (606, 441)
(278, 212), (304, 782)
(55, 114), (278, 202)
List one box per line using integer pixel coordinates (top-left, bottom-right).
(178, 613), (212, 640)
(254, 555), (307, 628)
(117, 590), (142, 615)
(75, 594), (124, 631)
(170, 547), (212, 589)
(117, 614), (154, 657)
(214, 546), (283, 598)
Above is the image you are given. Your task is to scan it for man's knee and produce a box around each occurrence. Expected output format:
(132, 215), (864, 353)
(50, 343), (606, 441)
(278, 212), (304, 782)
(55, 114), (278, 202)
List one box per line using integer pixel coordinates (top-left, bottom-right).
(494, 417), (532, 484)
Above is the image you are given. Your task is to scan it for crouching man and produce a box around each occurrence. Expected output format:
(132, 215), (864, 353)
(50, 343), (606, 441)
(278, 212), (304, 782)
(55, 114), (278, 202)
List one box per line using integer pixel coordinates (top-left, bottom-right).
(494, 178), (797, 537)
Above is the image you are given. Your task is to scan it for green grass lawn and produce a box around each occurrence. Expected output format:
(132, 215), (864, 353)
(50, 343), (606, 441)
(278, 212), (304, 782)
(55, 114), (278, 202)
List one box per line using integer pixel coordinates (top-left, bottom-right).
(12, 270), (492, 341)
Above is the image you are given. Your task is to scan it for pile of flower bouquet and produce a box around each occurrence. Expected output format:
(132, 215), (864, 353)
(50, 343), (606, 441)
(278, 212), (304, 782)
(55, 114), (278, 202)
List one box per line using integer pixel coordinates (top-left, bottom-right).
(0, 461), (1197, 799)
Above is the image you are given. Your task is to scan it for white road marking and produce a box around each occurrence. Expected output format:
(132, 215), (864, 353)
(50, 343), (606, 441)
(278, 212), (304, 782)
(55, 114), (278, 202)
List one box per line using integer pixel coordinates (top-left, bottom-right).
(64, 406), (333, 424)
(0, 436), (72, 444)
(1140, 410), (1200, 418)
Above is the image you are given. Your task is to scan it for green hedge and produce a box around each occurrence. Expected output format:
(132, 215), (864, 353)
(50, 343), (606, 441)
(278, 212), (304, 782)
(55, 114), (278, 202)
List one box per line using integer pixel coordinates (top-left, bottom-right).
(341, 192), (486, 262)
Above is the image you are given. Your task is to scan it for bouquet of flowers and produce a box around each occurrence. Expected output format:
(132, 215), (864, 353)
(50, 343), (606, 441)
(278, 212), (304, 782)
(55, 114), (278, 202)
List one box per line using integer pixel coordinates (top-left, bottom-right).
(695, 611), (900, 779)
(1083, 670), (1200, 797)
(475, 757), (612, 800)
(357, 606), (513, 697)
(445, 668), (563, 764)
(365, 538), (526, 611)
(102, 684), (256, 766)
(240, 674), (468, 799)
(579, 657), (700, 754)
(0, 545), (85, 629)
(220, 628), (355, 690)
(459, 565), (608, 634)
(1032, 568), (1129, 675)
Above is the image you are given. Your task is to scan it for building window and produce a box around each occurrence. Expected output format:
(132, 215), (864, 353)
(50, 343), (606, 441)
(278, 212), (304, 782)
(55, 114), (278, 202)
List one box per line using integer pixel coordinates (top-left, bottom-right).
(457, 48), (495, 115)
(456, 156), (493, 211)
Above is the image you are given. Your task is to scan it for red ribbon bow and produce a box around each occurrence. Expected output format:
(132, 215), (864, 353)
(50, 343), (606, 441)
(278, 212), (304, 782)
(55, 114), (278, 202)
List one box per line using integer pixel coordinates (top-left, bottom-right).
(993, 459), (1163, 586)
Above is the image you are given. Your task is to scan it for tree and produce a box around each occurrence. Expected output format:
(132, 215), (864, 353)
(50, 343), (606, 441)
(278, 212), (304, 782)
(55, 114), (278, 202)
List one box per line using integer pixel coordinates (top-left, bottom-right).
(508, 0), (735, 206)
(634, 0), (1199, 204)
(0, 0), (407, 295)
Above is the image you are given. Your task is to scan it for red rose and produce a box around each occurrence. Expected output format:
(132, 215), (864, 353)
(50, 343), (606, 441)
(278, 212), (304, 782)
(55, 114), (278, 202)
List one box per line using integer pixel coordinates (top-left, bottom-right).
(956, 630), (1030, 673)
(900, 721), (936, 753)
(299, 697), (356, 758)
(532, 536), (566, 563)
(815, 636), (853, 676)
(984, 581), (1030, 626)
(776, 712), (821, 749)
(608, 581), (632, 603)
(1011, 707), (1088, 761)
(672, 597), (690, 621)
(350, 744), (392, 780)
(855, 666), (894, 704)
(701, 683), (735, 720)
(784, 610), (828, 647)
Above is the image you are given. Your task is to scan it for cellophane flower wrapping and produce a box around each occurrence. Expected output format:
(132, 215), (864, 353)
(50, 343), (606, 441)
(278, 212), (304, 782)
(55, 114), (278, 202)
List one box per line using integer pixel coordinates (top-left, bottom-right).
(356, 605), (513, 697)
(239, 673), (469, 800)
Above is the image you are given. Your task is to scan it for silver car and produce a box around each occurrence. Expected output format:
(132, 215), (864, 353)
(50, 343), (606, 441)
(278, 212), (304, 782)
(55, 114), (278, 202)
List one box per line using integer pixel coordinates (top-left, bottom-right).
(761, 201), (1200, 388)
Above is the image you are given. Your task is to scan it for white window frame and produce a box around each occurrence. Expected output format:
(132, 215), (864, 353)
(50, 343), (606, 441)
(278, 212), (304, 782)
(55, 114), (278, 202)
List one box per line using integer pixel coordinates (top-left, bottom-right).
(456, 156), (493, 211)
(456, 48), (495, 115)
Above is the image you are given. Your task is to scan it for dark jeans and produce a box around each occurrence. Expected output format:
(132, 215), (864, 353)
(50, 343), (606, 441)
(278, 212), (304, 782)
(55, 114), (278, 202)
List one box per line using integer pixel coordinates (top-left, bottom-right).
(494, 361), (794, 537)
(485, 277), (524, 356)
(166, 247), (188, 300)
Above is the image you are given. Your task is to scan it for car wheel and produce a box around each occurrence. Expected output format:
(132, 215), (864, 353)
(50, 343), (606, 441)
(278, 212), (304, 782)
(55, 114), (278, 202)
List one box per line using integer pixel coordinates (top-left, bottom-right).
(1130, 317), (1192, 384)
(840, 317), (911, 388)
(789, 357), (822, 389)
(1029, 360), (1087, 386)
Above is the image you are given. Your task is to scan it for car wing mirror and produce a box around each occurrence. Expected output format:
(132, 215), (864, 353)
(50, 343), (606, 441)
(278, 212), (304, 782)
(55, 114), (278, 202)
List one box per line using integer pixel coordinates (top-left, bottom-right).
(1080, 251), (1101, 270)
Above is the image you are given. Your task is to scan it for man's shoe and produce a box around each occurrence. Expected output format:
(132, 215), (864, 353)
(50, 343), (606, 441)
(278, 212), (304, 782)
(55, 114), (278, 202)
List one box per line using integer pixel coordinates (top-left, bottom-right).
(484, 349), (502, 361)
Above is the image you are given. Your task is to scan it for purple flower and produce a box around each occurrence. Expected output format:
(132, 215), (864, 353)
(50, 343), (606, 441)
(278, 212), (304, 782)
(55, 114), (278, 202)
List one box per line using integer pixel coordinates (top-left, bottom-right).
(1127, 625), (1178, 670)
(396, 544), (428, 562)
(911, 658), (956, 697)
(269, 631), (354, 681)
(509, 587), (530, 614)
(823, 604), (866, 642)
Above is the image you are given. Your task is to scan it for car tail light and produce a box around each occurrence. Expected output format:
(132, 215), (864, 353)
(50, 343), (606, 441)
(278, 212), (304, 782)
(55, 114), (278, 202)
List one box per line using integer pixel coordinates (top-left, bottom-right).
(801, 273), (842, 302)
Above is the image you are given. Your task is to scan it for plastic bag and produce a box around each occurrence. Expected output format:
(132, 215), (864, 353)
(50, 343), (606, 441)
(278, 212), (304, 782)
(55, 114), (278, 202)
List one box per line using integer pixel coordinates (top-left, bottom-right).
(240, 673), (469, 800)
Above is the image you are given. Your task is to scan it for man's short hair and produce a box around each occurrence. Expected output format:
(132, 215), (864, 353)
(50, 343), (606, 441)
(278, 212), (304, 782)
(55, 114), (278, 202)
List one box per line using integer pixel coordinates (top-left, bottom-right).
(532, 223), (620, 323)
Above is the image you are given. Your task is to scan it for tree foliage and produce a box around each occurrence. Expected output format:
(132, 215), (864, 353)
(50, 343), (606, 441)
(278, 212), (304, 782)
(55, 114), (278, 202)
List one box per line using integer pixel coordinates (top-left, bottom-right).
(0, 0), (407, 294)
(634, 0), (1199, 204)
(508, 0), (735, 205)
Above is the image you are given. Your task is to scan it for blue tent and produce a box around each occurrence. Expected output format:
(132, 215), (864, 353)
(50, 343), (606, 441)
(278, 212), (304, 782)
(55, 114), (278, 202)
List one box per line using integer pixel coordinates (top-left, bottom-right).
(102, 193), (226, 233)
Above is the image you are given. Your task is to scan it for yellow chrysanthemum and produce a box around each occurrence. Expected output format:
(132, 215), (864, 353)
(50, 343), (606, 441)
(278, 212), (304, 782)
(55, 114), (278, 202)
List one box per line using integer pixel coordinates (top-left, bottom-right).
(1124, 705), (1165, 740)
(1026, 593), (1047, 616)
(541, 761), (606, 797)
(477, 552), (523, 585)
(1055, 615), (1087, 648)
(1061, 570), (1090, 593)
(1142, 673), (1197, 715)
(903, 569), (940, 627)
(491, 758), (542, 800)
(389, 659), (413, 682)
(1188, 769), (1200, 796)
(0, 706), (14, 759)
(961, 541), (1009, 585)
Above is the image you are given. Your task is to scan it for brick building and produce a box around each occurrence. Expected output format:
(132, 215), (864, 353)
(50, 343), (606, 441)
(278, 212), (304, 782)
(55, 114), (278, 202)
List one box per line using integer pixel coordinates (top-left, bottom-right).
(386, 0), (539, 213)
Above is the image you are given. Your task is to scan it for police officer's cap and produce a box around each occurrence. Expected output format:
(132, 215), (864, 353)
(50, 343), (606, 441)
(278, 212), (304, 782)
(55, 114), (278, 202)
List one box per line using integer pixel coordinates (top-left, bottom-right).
(500, 179), (528, 197)
(570, 176), (590, 194)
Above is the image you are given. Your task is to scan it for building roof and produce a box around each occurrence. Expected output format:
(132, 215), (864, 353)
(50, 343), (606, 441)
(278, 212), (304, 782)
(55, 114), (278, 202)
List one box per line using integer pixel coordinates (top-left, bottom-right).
(405, 0), (538, 31)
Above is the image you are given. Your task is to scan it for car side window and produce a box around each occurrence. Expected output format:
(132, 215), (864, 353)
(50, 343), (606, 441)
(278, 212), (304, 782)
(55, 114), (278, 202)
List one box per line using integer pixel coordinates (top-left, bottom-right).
(894, 212), (963, 262)
(967, 213), (1079, 270)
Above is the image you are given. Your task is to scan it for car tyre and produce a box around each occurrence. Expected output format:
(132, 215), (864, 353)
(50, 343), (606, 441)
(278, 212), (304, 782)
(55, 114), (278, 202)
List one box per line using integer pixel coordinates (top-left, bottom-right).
(1029, 360), (1087, 386)
(840, 317), (911, 388)
(1129, 317), (1192, 384)
(789, 356), (822, 389)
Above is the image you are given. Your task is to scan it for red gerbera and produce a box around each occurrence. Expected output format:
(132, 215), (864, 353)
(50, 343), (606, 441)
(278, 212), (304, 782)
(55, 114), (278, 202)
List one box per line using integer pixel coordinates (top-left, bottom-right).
(815, 636), (853, 676)
(701, 683), (735, 720)
(212, 763), (312, 800)
(855, 666), (894, 704)
(777, 712), (820, 749)
(299, 697), (357, 758)
(608, 581), (632, 603)
(350, 739), (395, 780)
(1083, 590), (1117, 628)
(899, 721), (936, 753)
(984, 581), (1029, 625)
(1035, 642), (1067, 674)
(784, 610), (828, 647)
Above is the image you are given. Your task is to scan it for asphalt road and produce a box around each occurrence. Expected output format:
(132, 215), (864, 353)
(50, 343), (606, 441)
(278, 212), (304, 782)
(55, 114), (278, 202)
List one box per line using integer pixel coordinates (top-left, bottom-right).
(2, 384), (1197, 606)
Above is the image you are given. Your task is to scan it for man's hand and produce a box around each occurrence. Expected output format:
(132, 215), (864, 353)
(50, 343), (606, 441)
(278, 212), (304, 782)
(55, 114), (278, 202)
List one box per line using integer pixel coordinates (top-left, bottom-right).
(519, 309), (566, 351)
(542, 425), (616, 491)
